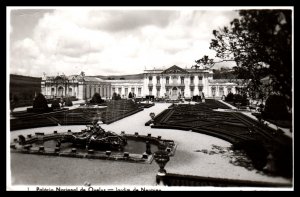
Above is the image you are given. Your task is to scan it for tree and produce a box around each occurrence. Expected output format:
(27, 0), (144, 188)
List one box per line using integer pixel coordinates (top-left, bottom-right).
(90, 93), (104, 104)
(51, 99), (61, 109)
(263, 94), (290, 120)
(64, 97), (73, 106)
(128, 92), (133, 99)
(196, 10), (292, 108)
(112, 92), (121, 100)
(225, 92), (234, 102)
(33, 93), (48, 110)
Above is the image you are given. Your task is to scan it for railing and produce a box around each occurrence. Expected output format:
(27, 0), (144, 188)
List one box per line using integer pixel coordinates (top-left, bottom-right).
(165, 83), (185, 87)
(157, 173), (291, 187)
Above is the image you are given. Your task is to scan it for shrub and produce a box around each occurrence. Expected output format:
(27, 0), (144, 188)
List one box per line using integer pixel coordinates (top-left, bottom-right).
(90, 93), (104, 104)
(233, 94), (249, 106)
(112, 92), (121, 100)
(225, 92), (234, 102)
(51, 99), (61, 109)
(192, 95), (202, 102)
(33, 93), (49, 110)
(128, 92), (133, 98)
(64, 97), (73, 106)
(262, 95), (290, 120)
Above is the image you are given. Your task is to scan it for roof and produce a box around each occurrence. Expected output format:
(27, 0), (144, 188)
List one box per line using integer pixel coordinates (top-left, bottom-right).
(209, 79), (247, 85)
(161, 65), (188, 74)
(96, 74), (143, 80)
(84, 76), (105, 82)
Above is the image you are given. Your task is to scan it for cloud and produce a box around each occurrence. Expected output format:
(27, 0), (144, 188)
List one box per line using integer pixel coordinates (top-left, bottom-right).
(10, 8), (239, 77)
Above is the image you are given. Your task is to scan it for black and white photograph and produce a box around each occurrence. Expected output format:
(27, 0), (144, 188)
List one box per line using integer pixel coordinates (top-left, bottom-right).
(6, 6), (293, 191)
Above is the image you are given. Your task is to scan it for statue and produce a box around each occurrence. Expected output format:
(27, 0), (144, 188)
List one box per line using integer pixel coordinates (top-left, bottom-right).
(60, 124), (127, 151)
(146, 141), (152, 155)
(149, 112), (155, 125)
(18, 135), (26, 145)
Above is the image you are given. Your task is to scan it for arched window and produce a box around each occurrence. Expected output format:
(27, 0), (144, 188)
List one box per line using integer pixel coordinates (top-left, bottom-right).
(211, 86), (216, 97)
(51, 88), (55, 96)
(68, 88), (72, 96)
(58, 86), (64, 97)
(219, 87), (224, 96)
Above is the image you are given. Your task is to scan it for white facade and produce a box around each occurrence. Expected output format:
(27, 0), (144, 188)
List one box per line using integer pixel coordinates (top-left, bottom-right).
(110, 79), (144, 98)
(142, 65), (242, 99)
(41, 65), (244, 100)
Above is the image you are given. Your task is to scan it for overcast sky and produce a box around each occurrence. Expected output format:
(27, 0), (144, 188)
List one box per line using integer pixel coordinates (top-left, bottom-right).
(9, 8), (239, 77)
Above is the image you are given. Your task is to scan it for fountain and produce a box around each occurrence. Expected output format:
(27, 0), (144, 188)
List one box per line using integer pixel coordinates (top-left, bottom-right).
(11, 123), (176, 164)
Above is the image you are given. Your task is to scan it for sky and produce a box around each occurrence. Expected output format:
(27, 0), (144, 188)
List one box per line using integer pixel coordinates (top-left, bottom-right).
(9, 7), (239, 77)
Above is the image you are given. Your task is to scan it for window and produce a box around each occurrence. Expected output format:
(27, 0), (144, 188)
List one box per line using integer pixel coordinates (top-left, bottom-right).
(198, 76), (203, 80)
(227, 87), (232, 93)
(219, 87), (224, 96)
(138, 88), (141, 96)
(166, 77), (169, 84)
(172, 75), (177, 84)
(181, 77), (184, 85)
(211, 87), (216, 97)
(190, 76), (194, 84)
(156, 87), (160, 97)
(149, 87), (153, 95)
(157, 76), (160, 84)
(190, 86), (194, 96)
(198, 86), (203, 92)
(51, 88), (55, 96)
(149, 76), (152, 84)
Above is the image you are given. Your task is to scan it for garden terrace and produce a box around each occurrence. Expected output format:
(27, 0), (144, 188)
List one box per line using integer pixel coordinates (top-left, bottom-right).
(101, 100), (144, 124)
(147, 100), (292, 177)
(10, 100), (146, 130)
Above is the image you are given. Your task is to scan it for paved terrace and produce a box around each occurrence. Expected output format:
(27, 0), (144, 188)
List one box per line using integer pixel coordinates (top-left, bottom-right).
(8, 102), (292, 188)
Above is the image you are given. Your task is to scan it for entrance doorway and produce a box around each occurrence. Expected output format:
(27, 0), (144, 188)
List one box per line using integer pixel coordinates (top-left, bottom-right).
(170, 87), (178, 100)
(58, 86), (64, 97)
(172, 87), (178, 97)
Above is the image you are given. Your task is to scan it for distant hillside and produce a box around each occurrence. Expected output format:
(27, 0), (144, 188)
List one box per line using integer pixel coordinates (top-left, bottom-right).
(213, 67), (237, 79)
(95, 73), (144, 80)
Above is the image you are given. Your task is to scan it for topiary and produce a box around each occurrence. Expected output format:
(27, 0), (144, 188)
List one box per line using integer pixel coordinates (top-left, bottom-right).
(112, 92), (118, 100)
(64, 97), (73, 106)
(33, 93), (48, 110)
(51, 99), (61, 109)
(225, 92), (234, 102)
(90, 93), (103, 104)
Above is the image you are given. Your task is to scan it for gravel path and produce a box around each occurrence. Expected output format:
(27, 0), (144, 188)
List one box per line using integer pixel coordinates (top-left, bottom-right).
(8, 103), (292, 188)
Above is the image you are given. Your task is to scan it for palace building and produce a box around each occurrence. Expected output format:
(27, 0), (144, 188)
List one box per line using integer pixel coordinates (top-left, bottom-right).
(41, 65), (244, 100)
